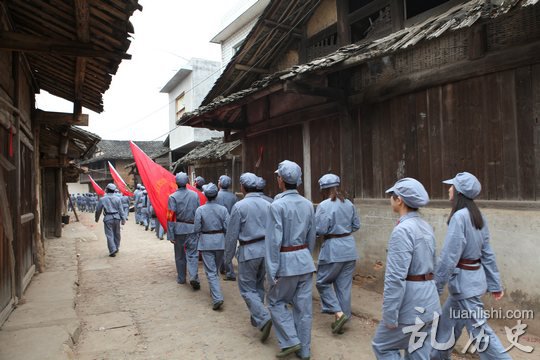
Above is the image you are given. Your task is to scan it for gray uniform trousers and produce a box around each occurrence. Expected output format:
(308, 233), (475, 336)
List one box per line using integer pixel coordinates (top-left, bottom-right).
(173, 233), (199, 284)
(316, 260), (356, 318)
(268, 273), (313, 358)
(372, 321), (434, 359)
(430, 296), (511, 359)
(201, 250), (224, 305)
(104, 219), (121, 254)
(238, 257), (271, 329)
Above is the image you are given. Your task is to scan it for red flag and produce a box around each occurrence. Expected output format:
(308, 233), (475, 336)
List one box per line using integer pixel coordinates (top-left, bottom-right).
(129, 141), (205, 229)
(108, 161), (134, 196)
(88, 174), (105, 196)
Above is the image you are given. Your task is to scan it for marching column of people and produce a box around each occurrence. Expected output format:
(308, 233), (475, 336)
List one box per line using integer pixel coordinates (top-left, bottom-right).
(86, 161), (509, 359)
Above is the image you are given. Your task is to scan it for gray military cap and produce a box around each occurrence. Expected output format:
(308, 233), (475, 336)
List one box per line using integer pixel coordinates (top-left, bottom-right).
(443, 172), (481, 199)
(219, 175), (231, 189)
(195, 176), (205, 187)
(386, 177), (429, 208)
(256, 177), (266, 190)
(274, 160), (302, 186)
(240, 173), (258, 188)
(106, 183), (117, 192)
(203, 183), (218, 197)
(318, 173), (340, 190)
(175, 172), (189, 186)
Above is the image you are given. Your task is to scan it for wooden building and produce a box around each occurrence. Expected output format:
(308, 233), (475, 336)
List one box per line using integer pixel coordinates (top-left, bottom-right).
(81, 140), (168, 190)
(172, 138), (242, 193)
(0, 1), (141, 326)
(181, 0), (540, 331)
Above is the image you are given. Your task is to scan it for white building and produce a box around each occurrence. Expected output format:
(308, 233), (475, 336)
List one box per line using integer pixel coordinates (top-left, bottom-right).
(211, 0), (270, 69)
(160, 58), (222, 162)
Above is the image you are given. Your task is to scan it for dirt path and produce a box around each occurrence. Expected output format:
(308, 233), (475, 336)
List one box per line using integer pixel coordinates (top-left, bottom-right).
(73, 212), (376, 359)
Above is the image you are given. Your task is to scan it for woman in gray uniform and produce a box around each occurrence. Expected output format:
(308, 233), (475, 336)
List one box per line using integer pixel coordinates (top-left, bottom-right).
(372, 178), (441, 359)
(432, 172), (509, 359)
(314, 174), (360, 334)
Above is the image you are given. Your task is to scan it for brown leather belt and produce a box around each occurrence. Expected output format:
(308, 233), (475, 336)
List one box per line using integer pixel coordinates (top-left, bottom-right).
(323, 233), (351, 240)
(202, 230), (225, 234)
(280, 244), (308, 252)
(406, 273), (434, 281)
(176, 220), (194, 224)
(457, 258), (481, 271)
(239, 236), (265, 246)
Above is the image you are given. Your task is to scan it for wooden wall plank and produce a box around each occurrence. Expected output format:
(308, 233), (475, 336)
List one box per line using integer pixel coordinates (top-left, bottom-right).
(427, 87), (443, 199)
(499, 71), (520, 199)
(533, 64), (540, 201)
(515, 66), (535, 200)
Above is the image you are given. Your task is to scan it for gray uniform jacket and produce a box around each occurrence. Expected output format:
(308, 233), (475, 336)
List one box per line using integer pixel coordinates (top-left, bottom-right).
(121, 195), (130, 208)
(434, 208), (503, 300)
(167, 188), (200, 238)
(259, 192), (274, 203)
(225, 193), (269, 263)
(215, 189), (238, 214)
(315, 198), (360, 264)
(194, 202), (229, 251)
(265, 190), (316, 282)
(382, 212), (440, 326)
(95, 194), (126, 222)
(134, 190), (142, 208)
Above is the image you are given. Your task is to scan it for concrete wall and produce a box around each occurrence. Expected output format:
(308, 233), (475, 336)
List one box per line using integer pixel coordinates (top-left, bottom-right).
(350, 200), (540, 333)
(167, 59), (222, 151)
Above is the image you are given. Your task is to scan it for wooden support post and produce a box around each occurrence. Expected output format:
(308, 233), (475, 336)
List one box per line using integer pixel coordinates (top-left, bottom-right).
(339, 101), (355, 198)
(336, 0), (350, 47)
(55, 168), (63, 237)
(302, 122), (312, 201)
(33, 121), (44, 272)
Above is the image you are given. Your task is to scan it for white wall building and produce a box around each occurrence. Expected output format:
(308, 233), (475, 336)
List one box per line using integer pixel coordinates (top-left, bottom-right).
(211, 0), (270, 69)
(160, 58), (222, 162)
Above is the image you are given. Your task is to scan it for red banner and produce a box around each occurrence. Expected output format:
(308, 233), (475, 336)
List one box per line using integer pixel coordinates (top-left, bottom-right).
(129, 141), (205, 229)
(88, 174), (105, 197)
(108, 161), (134, 196)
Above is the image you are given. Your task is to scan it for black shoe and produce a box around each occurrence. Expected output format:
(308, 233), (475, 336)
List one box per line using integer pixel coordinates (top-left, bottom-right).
(295, 351), (310, 360)
(260, 320), (272, 342)
(212, 300), (223, 311)
(150, 228), (155, 231)
(109, 251), (117, 257)
(190, 280), (200, 290)
(145, 226), (149, 231)
(276, 344), (302, 358)
(224, 276), (236, 281)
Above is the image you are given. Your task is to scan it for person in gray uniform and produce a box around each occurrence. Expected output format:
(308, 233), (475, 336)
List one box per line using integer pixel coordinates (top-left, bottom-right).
(133, 184), (142, 224)
(76, 193), (83, 211)
(121, 193), (130, 220)
(266, 160), (316, 360)
(315, 174), (360, 334)
(371, 178), (441, 359)
(194, 183), (229, 310)
(140, 189), (150, 230)
(95, 183), (126, 257)
(432, 172), (509, 359)
(194, 176), (205, 192)
(216, 174), (238, 281)
(225, 172), (272, 342)
(167, 172), (201, 289)
(256, 177), (273, 203)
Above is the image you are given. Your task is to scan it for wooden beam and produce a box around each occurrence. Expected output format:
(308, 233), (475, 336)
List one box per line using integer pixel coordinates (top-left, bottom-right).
(284, 80), (346, 99)
(40, 158), (71, 168)
(246, 102), (340, 137)
(468, 24), (487, 60)
(349, 39), (540, 104)
(235, 63), (270, 74)
(336, 0), (351, 47)
(74, 0), (90, 115)
(263, 19), (303, 37)
(35, 110), (88, 126)
(0, 31), (131, 59)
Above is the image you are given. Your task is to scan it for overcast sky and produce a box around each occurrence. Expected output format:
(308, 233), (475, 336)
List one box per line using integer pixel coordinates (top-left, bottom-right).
(36, 0), (251, 142)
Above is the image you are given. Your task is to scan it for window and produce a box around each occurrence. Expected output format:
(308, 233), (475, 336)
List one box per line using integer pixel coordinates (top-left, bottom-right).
(233, 40), (244, 55)
(175, 92), (186, 121)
